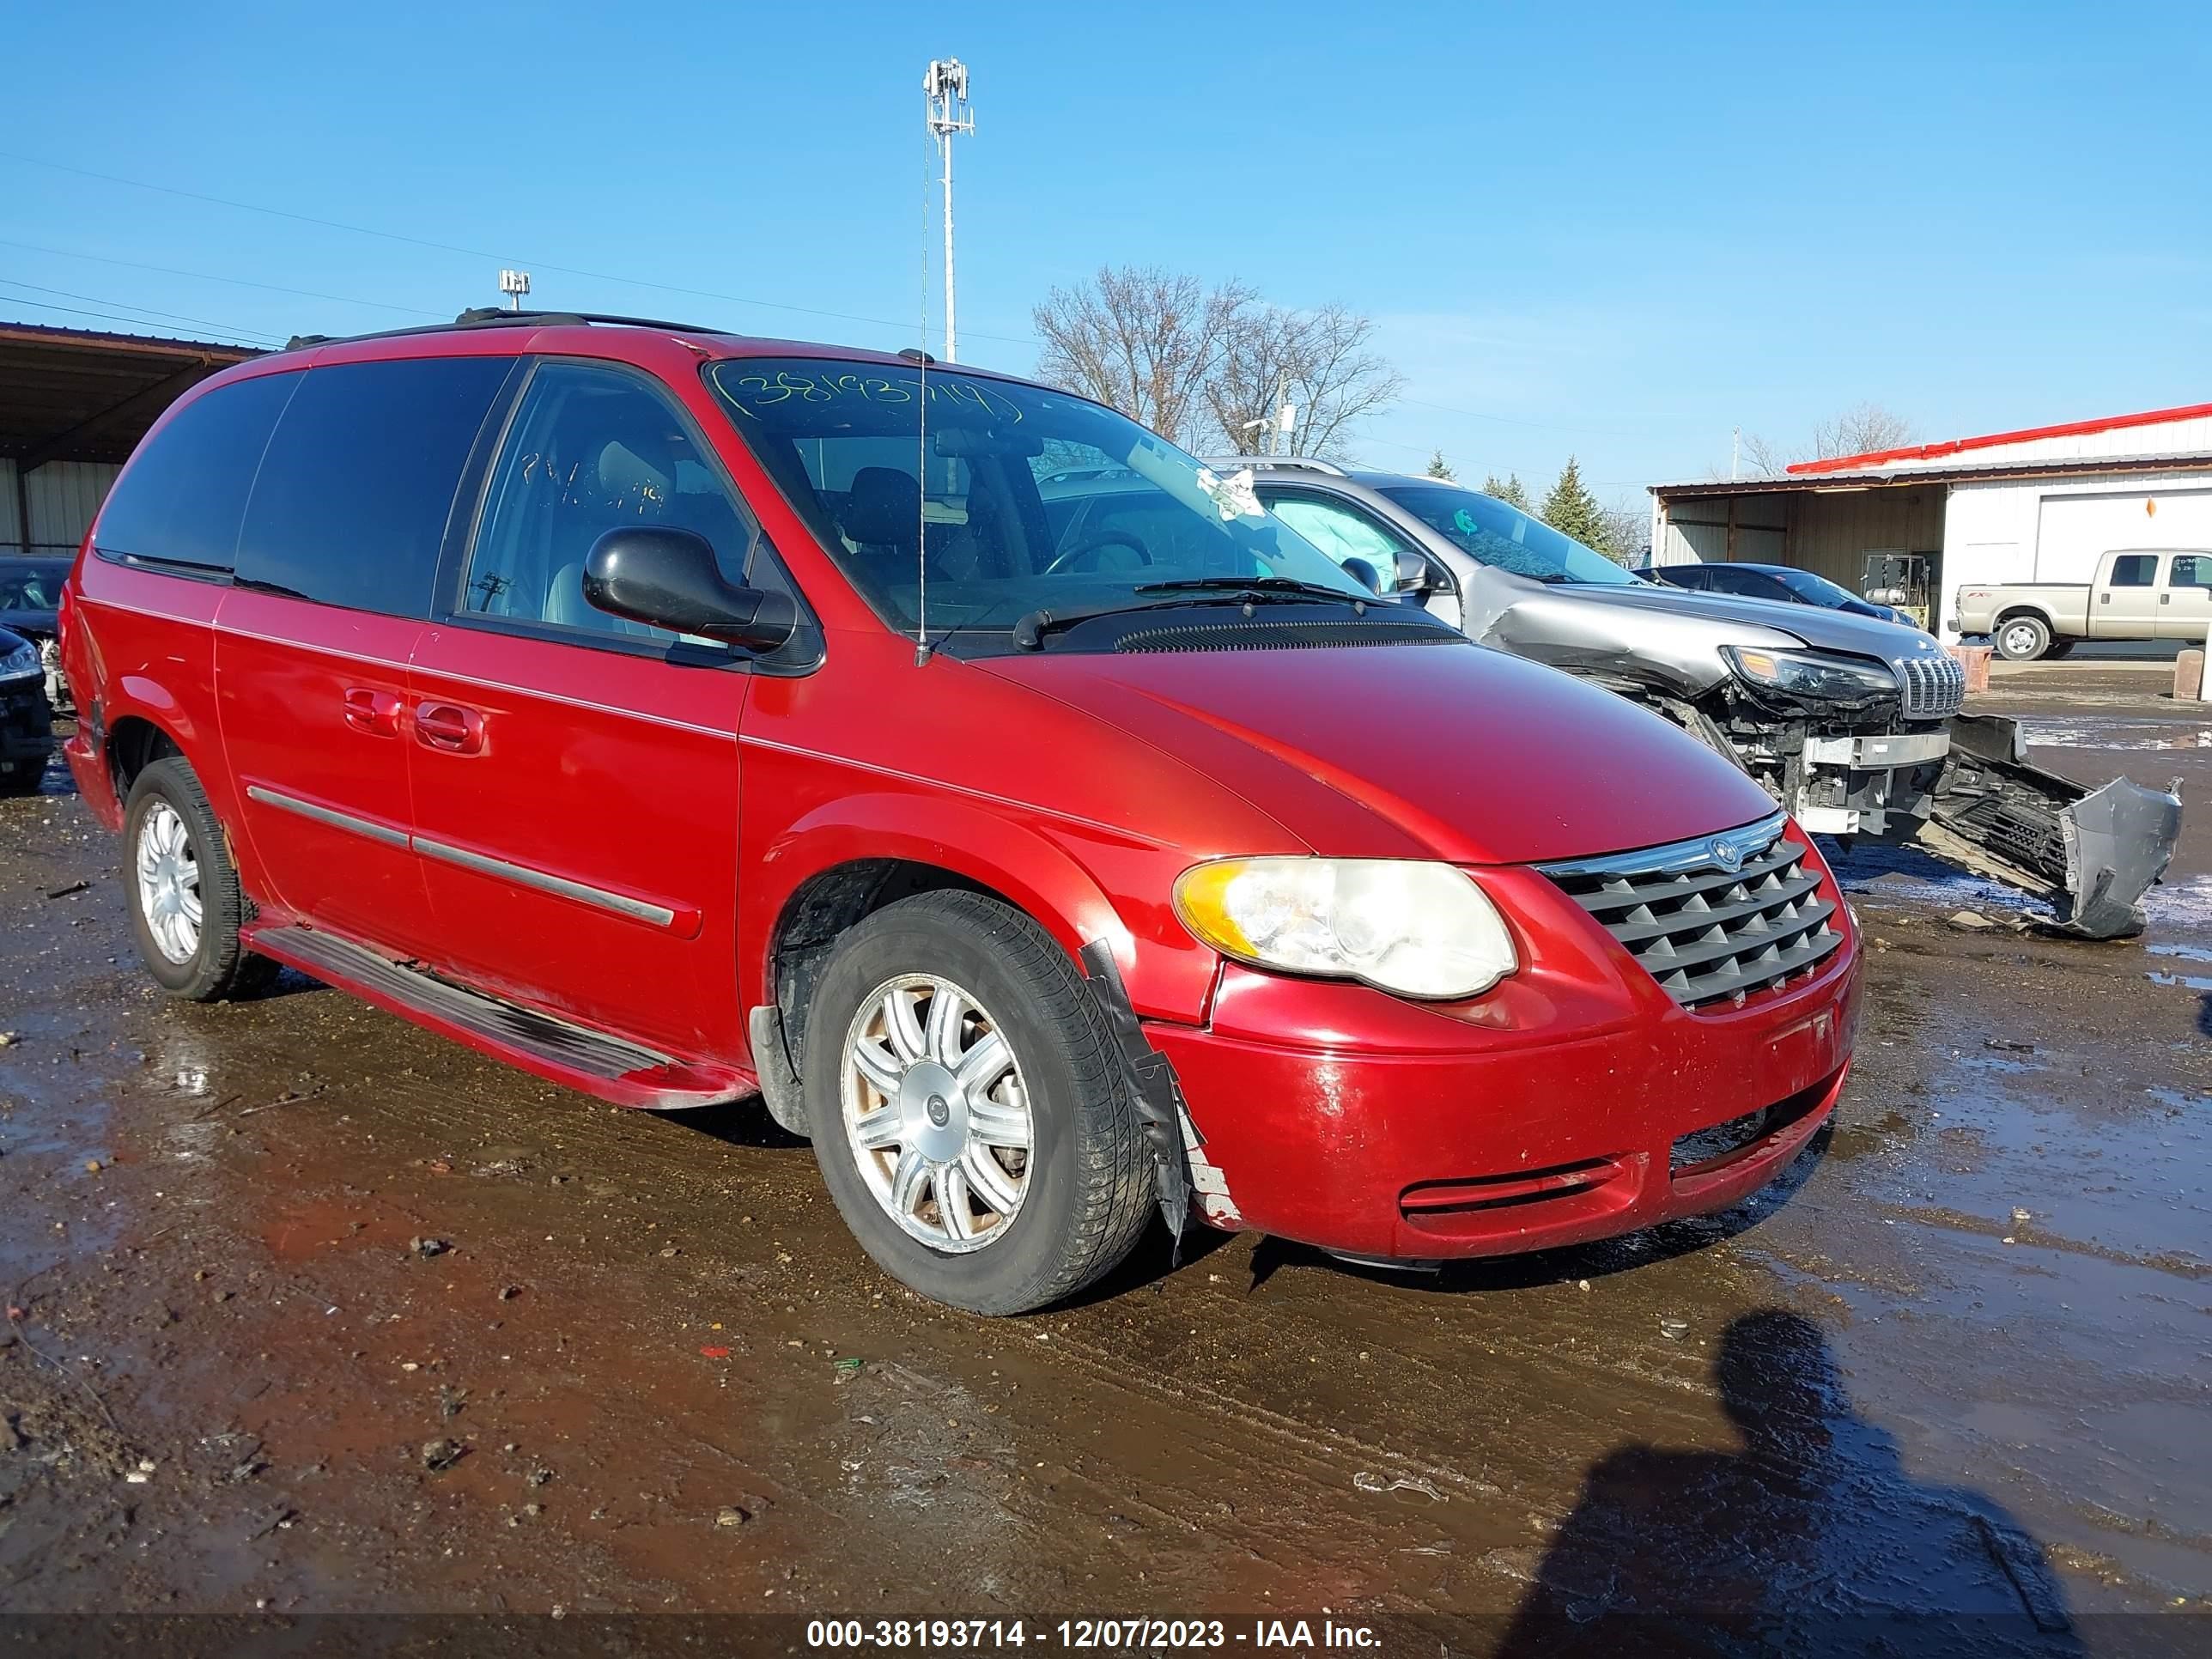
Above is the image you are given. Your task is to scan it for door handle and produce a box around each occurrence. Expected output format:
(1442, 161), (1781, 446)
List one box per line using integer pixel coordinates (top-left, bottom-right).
(2161, 592), (2172, 605)
(342, 686), (404, 737)
(413, 700), (487, 755)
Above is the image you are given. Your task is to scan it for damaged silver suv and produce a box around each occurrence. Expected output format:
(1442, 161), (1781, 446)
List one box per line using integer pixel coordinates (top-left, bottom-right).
(1229, 460), (2180, 939)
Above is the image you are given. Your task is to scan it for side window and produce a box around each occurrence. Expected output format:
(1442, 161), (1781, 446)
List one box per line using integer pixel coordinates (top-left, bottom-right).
(460, 362), (757, 641)
(2108, 553), (2159, 587)
(1262, 492), (1417, 580)
(236, 357), (512, 617)
(92, 372), (301, 571)
(2170, 554), (2212, 590)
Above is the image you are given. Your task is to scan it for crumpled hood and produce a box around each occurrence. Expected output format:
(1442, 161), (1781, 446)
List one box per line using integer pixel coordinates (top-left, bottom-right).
(977, 639), (1778, 866)
(1555, 581), (1937, 661)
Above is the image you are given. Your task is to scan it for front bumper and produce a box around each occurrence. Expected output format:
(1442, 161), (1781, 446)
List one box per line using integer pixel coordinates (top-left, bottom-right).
(1148, 865), (1860, 1261)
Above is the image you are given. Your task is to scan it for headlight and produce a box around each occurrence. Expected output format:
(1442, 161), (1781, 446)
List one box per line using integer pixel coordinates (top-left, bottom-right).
(0, 642), (38, 682)
(1723, 645), (1898, 702)
(1173, 857), (1517, 1000)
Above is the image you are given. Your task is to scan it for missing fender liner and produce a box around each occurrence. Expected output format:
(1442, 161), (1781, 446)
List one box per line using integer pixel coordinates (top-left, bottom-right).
(1077, 941), (1198, 1255)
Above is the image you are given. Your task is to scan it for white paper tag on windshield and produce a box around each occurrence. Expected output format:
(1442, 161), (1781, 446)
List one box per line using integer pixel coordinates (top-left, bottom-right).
(1194, 465), (1266, 522)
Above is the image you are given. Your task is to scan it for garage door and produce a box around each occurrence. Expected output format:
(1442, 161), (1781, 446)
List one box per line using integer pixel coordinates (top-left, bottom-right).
(2034, 488), (2212, 580)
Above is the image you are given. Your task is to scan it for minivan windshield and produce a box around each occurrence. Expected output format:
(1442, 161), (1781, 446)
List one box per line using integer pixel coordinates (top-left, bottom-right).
(1377, 483), (1643, 587)
(705, 359), (1373, 641)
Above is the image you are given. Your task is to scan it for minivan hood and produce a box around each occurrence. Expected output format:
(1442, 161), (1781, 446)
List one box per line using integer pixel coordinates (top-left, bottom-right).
(977, 640), (1778, 866)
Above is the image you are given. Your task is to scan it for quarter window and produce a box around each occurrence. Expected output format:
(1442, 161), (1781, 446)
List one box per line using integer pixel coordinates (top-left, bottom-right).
(2108, 553), (2159, 587)
(460, 362), (757, 641)
(236, 356), (512, 617)
(92, 372), (301, 571)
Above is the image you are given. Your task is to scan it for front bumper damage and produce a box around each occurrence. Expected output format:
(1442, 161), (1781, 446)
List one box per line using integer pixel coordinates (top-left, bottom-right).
(1919, 714), (2182, 939)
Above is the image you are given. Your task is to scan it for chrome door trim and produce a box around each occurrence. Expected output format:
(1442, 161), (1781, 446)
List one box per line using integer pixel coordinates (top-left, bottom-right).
(245, 784), (410, 848)
(412, 835), (678, 928)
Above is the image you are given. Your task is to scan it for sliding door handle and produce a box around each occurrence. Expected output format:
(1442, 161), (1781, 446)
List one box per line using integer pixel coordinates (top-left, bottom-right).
(414, 701), (487, 756)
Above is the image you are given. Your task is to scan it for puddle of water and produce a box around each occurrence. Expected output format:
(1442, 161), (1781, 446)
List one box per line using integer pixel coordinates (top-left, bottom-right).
(2147, 874), (2212, 931)
(2146, 970), (2212, 992)
(2146, 941), (2212, 963)
(1826, 840), (2055, 919)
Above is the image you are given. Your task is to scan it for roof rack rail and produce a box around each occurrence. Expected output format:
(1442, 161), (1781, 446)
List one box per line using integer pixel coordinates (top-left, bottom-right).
(272, 308), (726, 356)
(449, 307), (721, 332)
(1201, 454), (1350, 477)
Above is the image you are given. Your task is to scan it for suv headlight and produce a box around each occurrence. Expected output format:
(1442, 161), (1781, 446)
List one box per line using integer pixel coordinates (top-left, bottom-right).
(1173, 857), (1517, 1000)
(0, 641), (39, 682)
(1723, 645), (1898, 702)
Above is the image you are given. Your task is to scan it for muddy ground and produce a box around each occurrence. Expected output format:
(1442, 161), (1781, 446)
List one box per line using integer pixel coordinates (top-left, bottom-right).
(2, 668), (2208, 1653)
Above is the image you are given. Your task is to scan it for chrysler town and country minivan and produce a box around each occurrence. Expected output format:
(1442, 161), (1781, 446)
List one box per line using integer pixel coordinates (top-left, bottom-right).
(59, 313), (1859, 1313)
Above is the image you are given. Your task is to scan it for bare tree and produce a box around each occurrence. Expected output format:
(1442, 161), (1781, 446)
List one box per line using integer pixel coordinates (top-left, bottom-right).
(1597, 502), (1648, 568)
(1809, 402), (1914, 461)
(1731, 404), (1915, 479)
(1031, 266), (1255, 448)
(1206, 301), (1404, 459)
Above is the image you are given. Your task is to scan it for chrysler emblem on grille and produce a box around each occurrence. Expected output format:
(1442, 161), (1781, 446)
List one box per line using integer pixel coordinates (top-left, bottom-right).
(1708, 836), (1745, 872)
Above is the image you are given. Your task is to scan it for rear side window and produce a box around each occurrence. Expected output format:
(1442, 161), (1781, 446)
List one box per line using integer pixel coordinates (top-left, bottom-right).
(236, 356), (513, 617)
(93, 372), (301, 571)
(2107, 553), (2158, 587)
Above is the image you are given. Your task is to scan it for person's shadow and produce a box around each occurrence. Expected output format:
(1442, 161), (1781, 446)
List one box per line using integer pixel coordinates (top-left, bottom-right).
(1496, 1310), (2083, 1658)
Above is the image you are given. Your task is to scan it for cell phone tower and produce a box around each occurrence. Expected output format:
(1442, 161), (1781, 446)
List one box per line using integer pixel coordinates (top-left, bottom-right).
(923, 58), (974, 362)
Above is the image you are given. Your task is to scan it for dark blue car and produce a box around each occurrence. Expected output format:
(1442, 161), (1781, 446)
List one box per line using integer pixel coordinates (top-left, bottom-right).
(1653, 560), (1915, 628)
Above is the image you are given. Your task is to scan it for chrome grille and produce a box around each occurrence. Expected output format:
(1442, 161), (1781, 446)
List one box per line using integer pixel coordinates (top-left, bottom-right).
(1898, 652), (1965, 719)
(1540, 812), (1842, 1010)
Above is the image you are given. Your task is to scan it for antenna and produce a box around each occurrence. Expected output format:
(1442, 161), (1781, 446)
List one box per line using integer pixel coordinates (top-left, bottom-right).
(923, 58), (974, 363)
(498, 269), (532, 312)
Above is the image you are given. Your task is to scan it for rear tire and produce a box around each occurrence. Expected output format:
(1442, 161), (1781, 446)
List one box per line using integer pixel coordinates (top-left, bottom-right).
(802, 890), (1153, 1315)
(1994, 614), (2051, 662)
(2041, 637), (2076, 659)
(123, 757), (279, 1001)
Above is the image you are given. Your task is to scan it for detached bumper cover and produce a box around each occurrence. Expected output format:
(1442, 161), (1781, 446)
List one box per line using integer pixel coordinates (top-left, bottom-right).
(1922, 714), (2182, 939)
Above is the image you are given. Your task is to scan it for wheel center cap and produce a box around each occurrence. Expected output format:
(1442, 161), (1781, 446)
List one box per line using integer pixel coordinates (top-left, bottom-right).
(897, 1060), (967, 1162)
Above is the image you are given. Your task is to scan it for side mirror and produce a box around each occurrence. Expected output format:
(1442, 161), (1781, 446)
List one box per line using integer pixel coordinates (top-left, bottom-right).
(584, 526), (798, 654)
(1340, 555), (1384, 595)
(1394, 550), (1433, 594)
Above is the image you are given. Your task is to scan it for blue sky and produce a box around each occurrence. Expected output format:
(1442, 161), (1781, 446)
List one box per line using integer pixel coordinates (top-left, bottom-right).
(6, 0), (2208, 509)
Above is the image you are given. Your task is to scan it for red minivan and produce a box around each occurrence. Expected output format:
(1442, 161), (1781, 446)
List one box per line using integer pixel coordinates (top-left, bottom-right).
(59, 313), (1858, 1313)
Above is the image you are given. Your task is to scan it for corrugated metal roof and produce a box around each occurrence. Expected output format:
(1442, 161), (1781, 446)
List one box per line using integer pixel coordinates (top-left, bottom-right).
(0, 322), (259, 465)
(1650, 448), (2212, 498)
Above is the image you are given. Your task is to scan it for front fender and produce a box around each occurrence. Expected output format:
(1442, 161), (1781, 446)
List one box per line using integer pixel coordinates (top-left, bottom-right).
(745, 790), (1220, 1024)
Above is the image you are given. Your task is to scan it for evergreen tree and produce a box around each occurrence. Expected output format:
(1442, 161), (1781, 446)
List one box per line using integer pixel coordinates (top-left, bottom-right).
(1425, 448), (1455, 480)
(1539, 457), (1607, 550)
(1484, 473), (1531, 512)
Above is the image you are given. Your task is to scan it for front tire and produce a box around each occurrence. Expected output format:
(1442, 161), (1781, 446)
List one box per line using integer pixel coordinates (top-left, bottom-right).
(802, 890), (1153, 1315)
(1994, 614), (2051, 661)
(123, 757), (277, 1001)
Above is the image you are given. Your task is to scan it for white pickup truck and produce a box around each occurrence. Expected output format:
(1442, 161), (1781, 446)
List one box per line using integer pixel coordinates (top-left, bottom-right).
(1956, 548), (2212, 660)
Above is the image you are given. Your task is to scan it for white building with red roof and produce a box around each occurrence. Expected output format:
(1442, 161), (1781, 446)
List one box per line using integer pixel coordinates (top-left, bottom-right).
(1648, 403), (2212, 642)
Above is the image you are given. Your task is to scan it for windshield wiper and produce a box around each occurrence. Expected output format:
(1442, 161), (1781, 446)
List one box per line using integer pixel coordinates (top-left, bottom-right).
(1133, 575), (1374, 604)
(1011, 583), (1371, 651)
